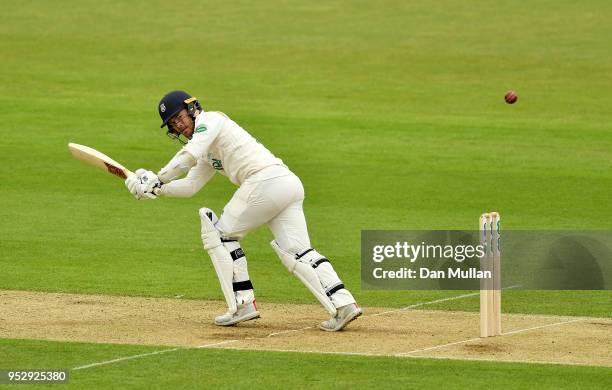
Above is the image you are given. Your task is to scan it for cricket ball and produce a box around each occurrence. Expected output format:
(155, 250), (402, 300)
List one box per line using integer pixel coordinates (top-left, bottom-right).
(505, 90), (518, 104)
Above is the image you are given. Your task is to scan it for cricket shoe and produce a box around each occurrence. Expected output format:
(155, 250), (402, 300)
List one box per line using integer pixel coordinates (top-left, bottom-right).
(214, 300), (260, 326)
(319, 303), (362, 331)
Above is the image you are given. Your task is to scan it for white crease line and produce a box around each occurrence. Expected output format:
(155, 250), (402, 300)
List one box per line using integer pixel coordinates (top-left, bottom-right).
(398, 318), (585, 356)
(215, 345), (390, 358)
(500, 318), (585, 336)
(197, 340), (241, 348)
(268, 326), (314, 337)
(73, 340), (240, 370)
(368, 285), (521, 318)
(200, 344), (600, 367)
(71, 289), (505, 370)
(73, 347), (181, 370)
(397, 337), (483, 356)
(368, 292), (480, 317)
(408, 354), (596, 367)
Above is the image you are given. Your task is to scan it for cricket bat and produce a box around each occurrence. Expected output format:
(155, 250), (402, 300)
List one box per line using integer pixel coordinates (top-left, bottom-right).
(68, 143), (133, 180)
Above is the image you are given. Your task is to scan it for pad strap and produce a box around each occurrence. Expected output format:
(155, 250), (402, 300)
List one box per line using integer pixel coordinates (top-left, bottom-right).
(296, 248), (314, 259)
(327, 283), (345, 296)
(312, 258), (330, 268)
(233, 280), (254, 291)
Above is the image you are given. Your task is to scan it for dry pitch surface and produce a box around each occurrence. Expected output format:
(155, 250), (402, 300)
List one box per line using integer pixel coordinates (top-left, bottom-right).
(1, 290), (609, 368)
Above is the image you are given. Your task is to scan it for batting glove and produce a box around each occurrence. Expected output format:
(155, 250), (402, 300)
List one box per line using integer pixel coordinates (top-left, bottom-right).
(125, 169), (161, 200)
(135, 169), (161, 199)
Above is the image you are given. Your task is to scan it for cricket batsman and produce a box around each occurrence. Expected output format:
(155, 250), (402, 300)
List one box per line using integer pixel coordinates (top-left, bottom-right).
(125, 90), (362, 331)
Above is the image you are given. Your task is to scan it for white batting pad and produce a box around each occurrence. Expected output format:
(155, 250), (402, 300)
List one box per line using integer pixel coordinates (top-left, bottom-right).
(271, 240), (337, 316)
(200, 208), (236, 314)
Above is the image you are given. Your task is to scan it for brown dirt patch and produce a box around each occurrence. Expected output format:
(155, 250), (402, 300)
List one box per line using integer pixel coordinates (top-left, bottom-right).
(464, 344), (507, 353)
(1, 290), (610, 367)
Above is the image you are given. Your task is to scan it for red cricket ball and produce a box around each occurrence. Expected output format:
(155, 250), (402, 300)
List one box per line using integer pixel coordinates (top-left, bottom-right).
(505, 90), (518, 104)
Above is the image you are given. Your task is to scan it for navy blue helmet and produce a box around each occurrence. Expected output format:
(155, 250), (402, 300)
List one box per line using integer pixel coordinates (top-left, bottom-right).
(158, 90), (201, 129)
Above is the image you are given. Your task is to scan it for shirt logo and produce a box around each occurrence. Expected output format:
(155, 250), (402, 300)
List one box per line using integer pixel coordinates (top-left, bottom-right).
(195, 124), (207, 133)
(212, 158), (223, 170)
(160, 103), (166, 113)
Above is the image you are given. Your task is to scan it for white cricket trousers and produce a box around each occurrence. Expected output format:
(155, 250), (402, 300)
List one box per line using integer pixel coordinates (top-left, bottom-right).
(215, 164), (355, 308)
(217, 165), (309, 253)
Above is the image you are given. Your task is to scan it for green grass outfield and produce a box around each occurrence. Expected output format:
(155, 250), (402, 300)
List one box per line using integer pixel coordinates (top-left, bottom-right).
(1, 0), (611, 388)
(1, 339), (610, 389)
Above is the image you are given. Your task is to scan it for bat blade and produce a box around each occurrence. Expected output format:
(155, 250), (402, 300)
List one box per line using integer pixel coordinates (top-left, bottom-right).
(68, 143), (132, 179)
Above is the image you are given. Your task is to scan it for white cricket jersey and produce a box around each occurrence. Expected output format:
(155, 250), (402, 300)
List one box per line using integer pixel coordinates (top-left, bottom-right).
(183, 111), (285, 186)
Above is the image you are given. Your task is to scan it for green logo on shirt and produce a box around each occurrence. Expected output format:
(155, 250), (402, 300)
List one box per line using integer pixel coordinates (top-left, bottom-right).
(212, 158), (223, 170)
(195, 124), (207, 133)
